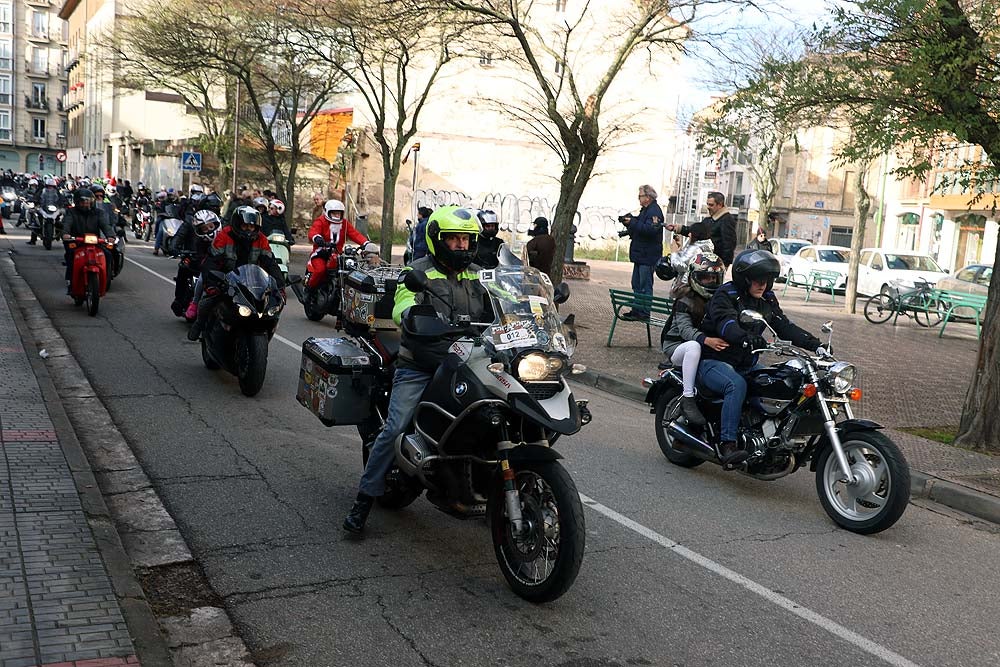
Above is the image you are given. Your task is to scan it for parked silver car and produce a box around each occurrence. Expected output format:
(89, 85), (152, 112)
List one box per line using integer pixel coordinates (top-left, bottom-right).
(935, 263), (992, 297)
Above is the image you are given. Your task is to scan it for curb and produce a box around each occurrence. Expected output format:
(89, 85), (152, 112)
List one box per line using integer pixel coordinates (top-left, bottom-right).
(1, 255), (255, 667)
(570, 368), (1000, 527)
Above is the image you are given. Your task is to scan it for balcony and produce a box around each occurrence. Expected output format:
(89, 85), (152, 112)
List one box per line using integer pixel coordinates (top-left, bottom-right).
(21, 129), (66, 148)
(26, 29), (50, 43)
(25, 95), (50, 111)
(24, 60), (52, 77)
(65, 49), (80, 72)
(25, 0), (51, 7)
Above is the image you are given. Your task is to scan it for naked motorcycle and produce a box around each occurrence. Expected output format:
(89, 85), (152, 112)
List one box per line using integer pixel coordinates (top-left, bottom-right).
(643, 312), (910, 534)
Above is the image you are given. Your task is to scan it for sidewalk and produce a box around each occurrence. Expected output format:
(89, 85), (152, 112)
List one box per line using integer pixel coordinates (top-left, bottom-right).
(0, 282), (141, 666)
(566, 258), (1000, 524)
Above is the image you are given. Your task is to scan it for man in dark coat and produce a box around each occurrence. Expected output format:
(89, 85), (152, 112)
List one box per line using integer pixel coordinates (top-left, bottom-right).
(620, 184), (664, 320)
(526, 216), (556, 281)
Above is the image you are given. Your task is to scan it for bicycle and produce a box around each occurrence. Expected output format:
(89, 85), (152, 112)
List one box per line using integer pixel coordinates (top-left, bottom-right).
(863, 279), (943, 327)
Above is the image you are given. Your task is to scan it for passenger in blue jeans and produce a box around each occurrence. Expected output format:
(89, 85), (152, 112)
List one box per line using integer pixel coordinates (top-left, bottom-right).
(698, 249), (825, 468)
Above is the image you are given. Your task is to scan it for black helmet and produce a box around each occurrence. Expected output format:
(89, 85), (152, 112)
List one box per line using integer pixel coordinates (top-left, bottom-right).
(732, 249), (780, 294)
(477, 209), (499, 238)
(688, 252), (726, 299)
(654, 256), (677, 281)
(202, 192), (222, 214)
(529, 216), (549, 236)
(232, 206), (262, 241)
(74, 188), (95, 209)
(90, 184), (105, 198)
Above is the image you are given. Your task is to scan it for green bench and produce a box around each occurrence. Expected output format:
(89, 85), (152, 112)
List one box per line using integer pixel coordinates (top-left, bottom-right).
(608, 289), (674, 347)
(934, 289), (988, 338)
(782, 268), (840, 303)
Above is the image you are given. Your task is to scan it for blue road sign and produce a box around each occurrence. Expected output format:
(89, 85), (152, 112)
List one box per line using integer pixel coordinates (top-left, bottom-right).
(181, 151), (202, 172)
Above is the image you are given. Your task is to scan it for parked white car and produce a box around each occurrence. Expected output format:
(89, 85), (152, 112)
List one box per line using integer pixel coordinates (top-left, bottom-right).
(786, 245), (851, 290)
(856, 248), (949, 296)
(769, 238), (812, 281)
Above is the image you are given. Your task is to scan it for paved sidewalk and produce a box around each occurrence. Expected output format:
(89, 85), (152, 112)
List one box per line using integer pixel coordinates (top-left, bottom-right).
(566, 258), (1000, 523)
(0, 284), (140, 666)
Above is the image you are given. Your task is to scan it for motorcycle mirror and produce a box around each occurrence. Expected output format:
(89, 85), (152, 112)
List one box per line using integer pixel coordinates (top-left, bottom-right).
(403, 269), (429, 293)
(821, 321), (833, 334)
(739, 309), (764, 325)
(554, 282), (571, 304)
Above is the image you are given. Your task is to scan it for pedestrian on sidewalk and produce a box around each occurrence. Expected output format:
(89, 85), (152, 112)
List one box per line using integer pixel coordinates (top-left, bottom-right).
(619, 184), (664, 321)
(526, 216), (556, 281)
(748, 228), (771, 251)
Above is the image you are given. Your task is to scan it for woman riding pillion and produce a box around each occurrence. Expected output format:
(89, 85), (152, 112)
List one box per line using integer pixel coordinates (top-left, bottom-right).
(343, 206), (488, 535)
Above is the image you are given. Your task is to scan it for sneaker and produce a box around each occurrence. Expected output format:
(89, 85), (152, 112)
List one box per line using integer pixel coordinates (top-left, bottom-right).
(719, 441), (749, 469)
(184, 301), (198, 320)
(343, 493), (375, 534)
(680, 396), (706, 426)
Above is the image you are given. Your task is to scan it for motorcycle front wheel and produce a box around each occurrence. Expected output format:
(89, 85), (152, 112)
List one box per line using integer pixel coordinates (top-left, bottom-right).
(653, 391), (705, 468)
(85, 273), (100, 316)
(42, 222), (53, 250)
(201, 337), (220, 370)
(815, 430), (910, 534)
(488, 460), (585, 603)
(236, 334), (268, 396)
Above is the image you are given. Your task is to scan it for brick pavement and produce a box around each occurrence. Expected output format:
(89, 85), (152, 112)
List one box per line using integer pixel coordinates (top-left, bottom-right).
(0, 285), (139, 666)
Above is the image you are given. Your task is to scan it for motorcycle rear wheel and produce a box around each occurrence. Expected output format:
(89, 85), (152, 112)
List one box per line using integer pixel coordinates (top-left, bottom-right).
(653, 391), (705, 468)
(85, 273), (100, 316)
(815, 430), (910, 534)
(236, 335), (268, 397)
(488, 460), (585, 603)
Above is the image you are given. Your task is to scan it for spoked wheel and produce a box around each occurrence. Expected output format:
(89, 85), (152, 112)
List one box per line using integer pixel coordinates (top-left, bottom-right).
(236, 335), (268, 396)
(488, 460), (585, 603)
(362, 440), (422, 509)
(653, 391), (704, 467)
(815, 430), (910, 534)
(863, 294), (895, 324)
(85, 273), (100, 316)
(913, 297), (944, 327)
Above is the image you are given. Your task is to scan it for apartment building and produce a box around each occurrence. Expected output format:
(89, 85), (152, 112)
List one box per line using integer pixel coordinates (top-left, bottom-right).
(0, 0), (69, 174)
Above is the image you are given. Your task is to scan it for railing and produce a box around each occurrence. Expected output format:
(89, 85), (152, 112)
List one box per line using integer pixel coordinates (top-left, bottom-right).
(27, 28), (49, 41)
(24, 60), (51, 76)
(25, 96), (49, 110)
(21, 129), (64, 147)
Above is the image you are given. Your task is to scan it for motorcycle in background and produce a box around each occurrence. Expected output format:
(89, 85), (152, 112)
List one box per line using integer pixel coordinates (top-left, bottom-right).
(67, 234), (114, 316)
(298, 243), (376, 323)
(38, 203), (65, 250)
(642, 313), (910, 535)
(133, 204), (153, 240)
(160, 218), (184, 256)
(267, 232), (292, 281)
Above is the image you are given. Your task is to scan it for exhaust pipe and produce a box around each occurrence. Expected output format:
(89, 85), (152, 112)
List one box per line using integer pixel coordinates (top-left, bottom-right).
(666, 420), (718, 461)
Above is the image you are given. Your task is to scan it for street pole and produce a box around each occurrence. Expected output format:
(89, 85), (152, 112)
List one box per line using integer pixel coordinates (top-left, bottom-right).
(231, 80), (241, 196)
(874, 152), (889, 246)
(410, 143), (420, 216)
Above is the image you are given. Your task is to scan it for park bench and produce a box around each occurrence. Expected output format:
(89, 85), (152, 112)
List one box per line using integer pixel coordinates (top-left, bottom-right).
(607, 289), (674, 347)
(782, 268), (840, 303)
(935, 289), (988, 339)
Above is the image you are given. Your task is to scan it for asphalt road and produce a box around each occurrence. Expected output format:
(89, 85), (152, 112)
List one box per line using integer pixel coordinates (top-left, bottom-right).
(8, 231), (1000, 667)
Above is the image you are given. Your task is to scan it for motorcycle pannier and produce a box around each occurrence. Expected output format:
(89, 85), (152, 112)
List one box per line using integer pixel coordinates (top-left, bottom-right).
(343, 267), (400, 331)
(296, 337), (374, 427)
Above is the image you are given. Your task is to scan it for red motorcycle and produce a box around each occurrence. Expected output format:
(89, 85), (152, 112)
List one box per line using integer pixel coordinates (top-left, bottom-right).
(67, 234), (113, 316)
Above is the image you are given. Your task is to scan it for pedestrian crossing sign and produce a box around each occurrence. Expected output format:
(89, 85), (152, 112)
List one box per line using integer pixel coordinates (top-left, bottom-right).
(181, 151), (202, 172)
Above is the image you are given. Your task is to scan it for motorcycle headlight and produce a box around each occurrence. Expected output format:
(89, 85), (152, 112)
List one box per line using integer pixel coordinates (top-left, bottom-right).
(827, 362), (856, 394)
(237, 304), (253, 317)
(515, 353), (565, 382)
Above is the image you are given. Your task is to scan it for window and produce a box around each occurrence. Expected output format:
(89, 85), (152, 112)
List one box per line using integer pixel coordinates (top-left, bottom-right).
(32, 10), (47, 38)
(860, 250), (872, 266)
(31, 46), (48, 72)
(0, 109), (9, 141)
(817, 249), (850, 263)
(32, 82), (45, 105)
(956, 267), (978, 282)
(32, 117), (45, 141)
(479, 51), (492, 66)
(871, 254), (883, 271)
(0, 74), (9, 105)
(782, 167), (794, 198)
(0, 4), (11, 34)
(0, 39), (11, 70)
(977, 267), (993, 286)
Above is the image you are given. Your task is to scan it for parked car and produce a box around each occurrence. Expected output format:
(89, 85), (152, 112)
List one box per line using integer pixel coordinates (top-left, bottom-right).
(856, 248), (949, 296)
(935, 264), (992, 297)
(768, 237), (812, 281)
(786, 244), (851, 290)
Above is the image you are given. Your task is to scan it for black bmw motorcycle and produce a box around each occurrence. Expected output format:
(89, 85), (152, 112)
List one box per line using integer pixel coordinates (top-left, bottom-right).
(643, 311), (910, 535)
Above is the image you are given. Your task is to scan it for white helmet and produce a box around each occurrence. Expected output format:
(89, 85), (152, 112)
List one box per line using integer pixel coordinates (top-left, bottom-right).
(252, 196), (268, 209)
(28, 178), (38, 186)
(193, 210), (220, 240)
(44, 176), (56, 187)
(106, 185), (117, 196)
(269, 199), (285, 215)
(324, 199), (346, 222)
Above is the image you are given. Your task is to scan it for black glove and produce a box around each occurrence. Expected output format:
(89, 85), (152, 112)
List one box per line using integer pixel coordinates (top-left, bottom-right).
(745, 334), (769, 351)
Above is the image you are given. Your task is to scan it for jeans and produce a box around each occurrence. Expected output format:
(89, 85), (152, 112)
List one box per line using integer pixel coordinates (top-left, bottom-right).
(696, 359), (747, 443)
(358, 367), (432, 497)
(153, 218), (165, 251)
(631, 263), (654, 316)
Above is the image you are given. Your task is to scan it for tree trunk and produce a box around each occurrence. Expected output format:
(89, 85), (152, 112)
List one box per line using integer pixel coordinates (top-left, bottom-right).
(953, 241), (1000, 453)
(379, 146), (404, 262)
(549, 148), (598, 285)
(843, 163), (872, 314)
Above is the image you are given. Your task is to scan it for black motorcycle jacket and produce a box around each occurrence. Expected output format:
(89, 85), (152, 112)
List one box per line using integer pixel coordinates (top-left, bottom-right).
(700, 282), (820, 370)
(65, 206), (115, 240)
(173, 220), (213, 258)
(262, 214), (294, 242)
(394, 255), (489, 373)
(474, 236), (503, 269)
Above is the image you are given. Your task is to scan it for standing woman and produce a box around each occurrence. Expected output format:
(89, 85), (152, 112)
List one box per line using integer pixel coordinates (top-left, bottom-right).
(748, 228), (771, 251)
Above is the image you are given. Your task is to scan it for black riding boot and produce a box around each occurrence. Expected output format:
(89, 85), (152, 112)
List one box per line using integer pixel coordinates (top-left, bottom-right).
(680, 396), (706, 426)
(343, 493), (374, 534)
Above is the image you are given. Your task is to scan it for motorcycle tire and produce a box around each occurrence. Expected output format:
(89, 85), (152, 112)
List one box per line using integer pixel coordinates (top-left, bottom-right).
(304, 298), (325, 322)
(361, 441), (422, 509)
(236, 335), (268, 397)
(653, 391), (705, 468)
(85, 273), (100, 317)
(814, 429), (910, 535)
(201, 338), (220, 370)
(488, 460), (585, 604)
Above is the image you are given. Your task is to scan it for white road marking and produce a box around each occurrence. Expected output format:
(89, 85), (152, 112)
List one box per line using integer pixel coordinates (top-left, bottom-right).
(124, 254), (919, 667)
(578, 493), (920, 667)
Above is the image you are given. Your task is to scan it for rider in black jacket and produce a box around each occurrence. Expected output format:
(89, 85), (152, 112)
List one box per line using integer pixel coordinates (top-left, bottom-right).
(698, 249), (822, 466)
(171, 210), (221, 316)
(62, 189), (116, 291)
(473, 209), (503, 269)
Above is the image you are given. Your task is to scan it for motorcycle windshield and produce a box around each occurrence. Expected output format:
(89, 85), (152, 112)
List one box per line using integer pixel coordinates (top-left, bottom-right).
(480, 265), (572, 359)
(39, 191), (60, 206)
(229, 264), (276, 307)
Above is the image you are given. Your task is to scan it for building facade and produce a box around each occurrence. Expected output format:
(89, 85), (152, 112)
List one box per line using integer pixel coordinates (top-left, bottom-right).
(0, 0), (68, 174)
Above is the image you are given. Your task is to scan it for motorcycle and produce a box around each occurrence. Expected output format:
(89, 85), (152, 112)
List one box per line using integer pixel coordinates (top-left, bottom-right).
(172, 250), (200, 322)
(267, 232), (292, 281)
(67, 234), (114, 316)
(642, 312), (910, 535)
(160, 218), (184, 256)
(199, 265), (285, 397)
(298, 243), (374, 322)
(23, 201), (38, 237)
(133, 204), (153, 240)
(296, 256), (590, 602)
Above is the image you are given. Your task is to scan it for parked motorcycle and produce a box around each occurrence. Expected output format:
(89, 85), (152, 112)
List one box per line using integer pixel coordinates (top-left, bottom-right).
(67, 234), (114, 316)
(296, 258), (590, 602)
(199, 265), (285, 397)
(642, 313), (910, 535)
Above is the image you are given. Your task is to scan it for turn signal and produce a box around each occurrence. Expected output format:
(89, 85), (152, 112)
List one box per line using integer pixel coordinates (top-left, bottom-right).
(848, 388), (863, 401)
(802, 383), (818, 398)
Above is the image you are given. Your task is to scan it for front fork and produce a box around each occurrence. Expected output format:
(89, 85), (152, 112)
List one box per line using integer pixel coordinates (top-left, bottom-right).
(815, 388), (857, 484)
(494, 418), (526, 534)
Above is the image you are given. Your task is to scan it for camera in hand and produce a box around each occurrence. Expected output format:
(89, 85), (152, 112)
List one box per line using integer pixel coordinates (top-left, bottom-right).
(617, 214), (630, 224)
(617, 228), (630, 238)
